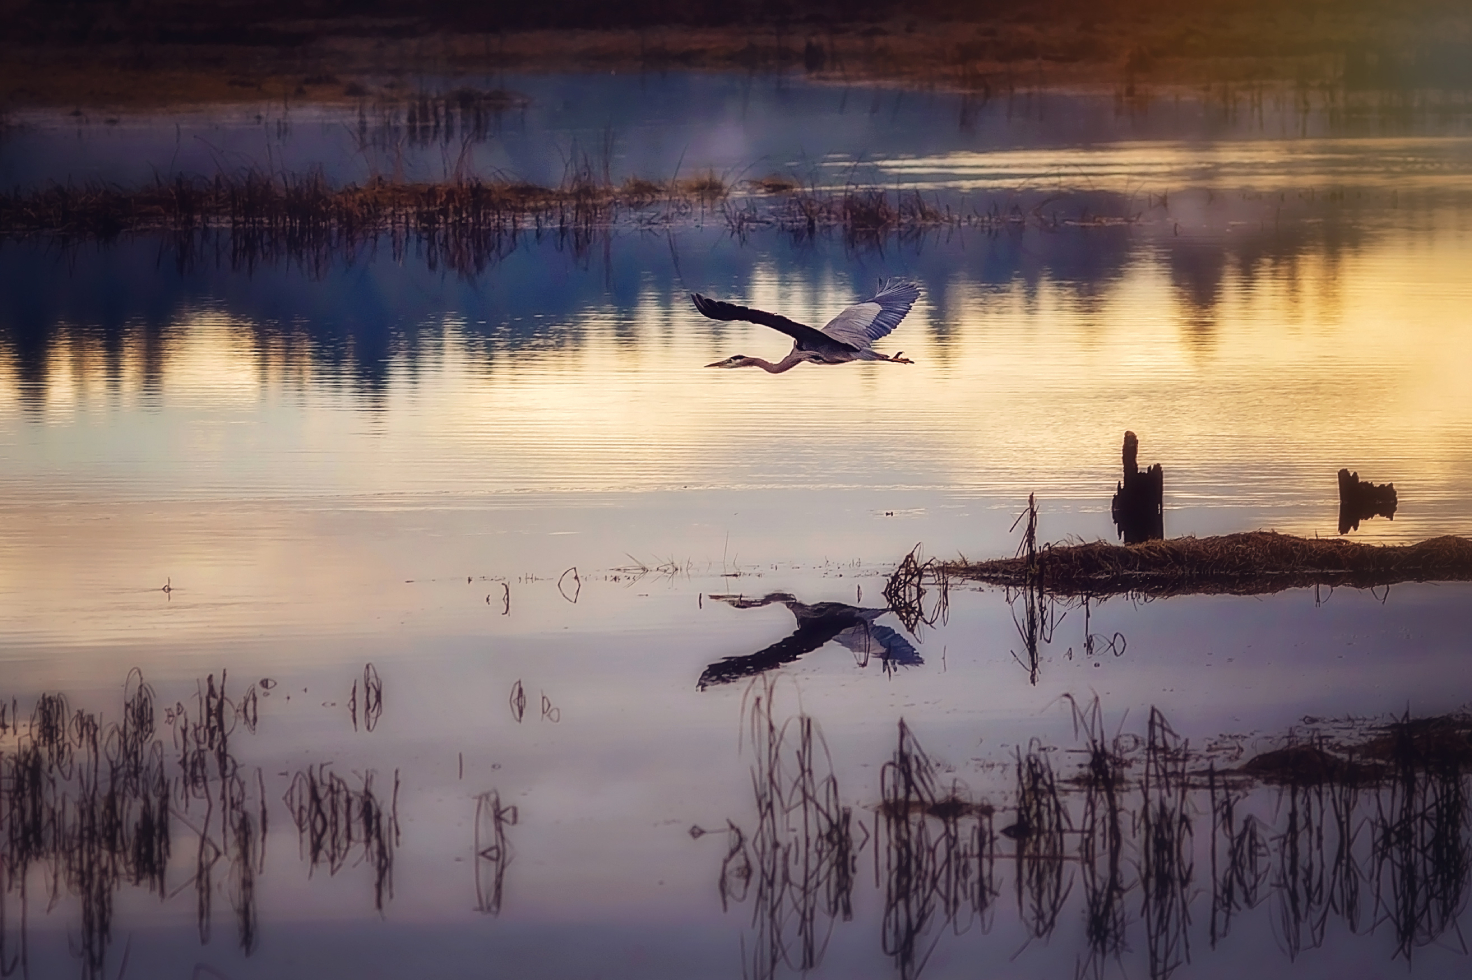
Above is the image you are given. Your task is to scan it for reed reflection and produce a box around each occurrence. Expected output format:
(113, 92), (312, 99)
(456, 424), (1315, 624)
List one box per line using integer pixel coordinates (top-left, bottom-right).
(362, 88), (528, 152)
(878, 720), (998, 980)
(473, 790), (518, 916)
(715, 676), (857, 980)
(698, 593), (921, 690)
(0, 668), (404, 978)
(714, 687), (1472, 980)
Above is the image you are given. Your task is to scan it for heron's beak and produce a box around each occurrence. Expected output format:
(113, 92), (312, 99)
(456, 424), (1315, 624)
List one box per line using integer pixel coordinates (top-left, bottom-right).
(706, 357), (736, 368)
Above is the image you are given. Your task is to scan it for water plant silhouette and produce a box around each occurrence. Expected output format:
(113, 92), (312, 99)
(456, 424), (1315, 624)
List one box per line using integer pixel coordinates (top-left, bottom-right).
(349, 663), (384, 733)
(473, 790), (519, 916)
(712, 692), (1472, 979)
(0, 666), (415, 977)
(282, 765), (399, 912)
(877, 720), (997, 980)
(718, 675), (858, 980)
(881, 546), (948, 636)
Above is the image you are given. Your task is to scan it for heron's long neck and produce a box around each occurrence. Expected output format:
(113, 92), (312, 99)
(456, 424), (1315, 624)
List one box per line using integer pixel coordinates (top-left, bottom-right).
(751, 351), (809, 373)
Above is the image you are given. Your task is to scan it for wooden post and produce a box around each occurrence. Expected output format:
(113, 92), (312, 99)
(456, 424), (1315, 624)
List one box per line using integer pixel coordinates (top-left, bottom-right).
(1111, 430), (1163, 544)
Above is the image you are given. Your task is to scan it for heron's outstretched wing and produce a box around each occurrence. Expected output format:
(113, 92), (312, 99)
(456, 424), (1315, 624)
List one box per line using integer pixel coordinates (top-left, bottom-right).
(691, 294), (856, 352)
(818, 278), (921, 350)
(832, 623), (924, 666)
(697, 618), (849, 689)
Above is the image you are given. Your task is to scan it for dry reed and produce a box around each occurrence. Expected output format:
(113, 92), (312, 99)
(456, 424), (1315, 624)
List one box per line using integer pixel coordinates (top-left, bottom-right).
(943, 531), (1472, 598)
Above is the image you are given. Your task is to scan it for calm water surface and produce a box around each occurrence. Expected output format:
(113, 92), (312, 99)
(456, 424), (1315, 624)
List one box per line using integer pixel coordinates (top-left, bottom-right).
(1, 72), (1471, 979)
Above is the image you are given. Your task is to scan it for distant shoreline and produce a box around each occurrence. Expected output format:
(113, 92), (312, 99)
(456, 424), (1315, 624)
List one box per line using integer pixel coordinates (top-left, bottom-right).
(3, 10), (1469, 112)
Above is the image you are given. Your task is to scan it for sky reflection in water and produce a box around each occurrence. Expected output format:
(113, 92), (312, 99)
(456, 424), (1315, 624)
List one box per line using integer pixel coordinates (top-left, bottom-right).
(1, 73), (1471, 979)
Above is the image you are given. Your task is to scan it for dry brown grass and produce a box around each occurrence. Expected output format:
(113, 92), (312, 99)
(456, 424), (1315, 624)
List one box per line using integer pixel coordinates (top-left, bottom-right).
(676, 170), (728, 202)
(0, 170), (629, 240)
(620, 176), (668, 204)
(944, 531), (1472, 598)
(748, 174), (801, 194)
(1, 168), (980, 245)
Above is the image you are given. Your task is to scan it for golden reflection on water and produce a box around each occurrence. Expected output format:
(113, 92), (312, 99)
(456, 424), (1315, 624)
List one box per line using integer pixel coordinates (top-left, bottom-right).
(6, 229), (1467, 509)
(2, 219), (1471, 647)
(871, 137), (1472, 193)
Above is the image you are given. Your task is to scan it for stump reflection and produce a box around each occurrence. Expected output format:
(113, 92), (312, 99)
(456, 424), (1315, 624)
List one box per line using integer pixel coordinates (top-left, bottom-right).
(1338, 468), (1398, 534)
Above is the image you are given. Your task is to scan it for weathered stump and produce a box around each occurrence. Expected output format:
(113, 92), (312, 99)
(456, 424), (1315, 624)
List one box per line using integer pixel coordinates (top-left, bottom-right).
(1111, 430), (1163, 544)
(1338, 468), (1397, 534)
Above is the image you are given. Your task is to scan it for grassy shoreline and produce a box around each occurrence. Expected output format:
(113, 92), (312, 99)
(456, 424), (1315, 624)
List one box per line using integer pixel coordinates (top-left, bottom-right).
(939, 530), (1472, 598)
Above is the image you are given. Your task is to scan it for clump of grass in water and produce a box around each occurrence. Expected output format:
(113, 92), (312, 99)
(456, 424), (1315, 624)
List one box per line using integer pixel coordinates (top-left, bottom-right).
(1139, 707), (1193, 979)
(679, 170), (728, 202)
(474, 790), (518, 916)
(749, 173), (800, 194)
(1066, 694), (1131, 973)
(882, 543), (948, 635)
(0, 665), (417, 974)
(938, 497), (1472, 598)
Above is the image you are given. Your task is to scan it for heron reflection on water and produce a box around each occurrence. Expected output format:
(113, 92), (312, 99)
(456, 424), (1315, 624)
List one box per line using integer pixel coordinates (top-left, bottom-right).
(697, 592), (922, 690)
(693, 277), (921, 373)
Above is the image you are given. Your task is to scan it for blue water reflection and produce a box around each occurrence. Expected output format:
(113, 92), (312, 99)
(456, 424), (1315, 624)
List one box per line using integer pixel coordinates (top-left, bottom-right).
(7, 72), (1472, 191)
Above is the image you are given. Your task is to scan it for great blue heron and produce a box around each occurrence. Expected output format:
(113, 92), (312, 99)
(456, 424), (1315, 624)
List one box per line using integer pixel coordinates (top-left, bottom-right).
(692, 277), (921, 373)
(697, 592), (922, 690)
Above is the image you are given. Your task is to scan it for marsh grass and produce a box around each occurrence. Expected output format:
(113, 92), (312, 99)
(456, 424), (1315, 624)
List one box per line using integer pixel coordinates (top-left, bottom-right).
(941, 530), (1472, 598)
(881, 544), (948, 635)
(1, 162), (1051, 268)
(748, 173), (800, 194)
(0, 169), (620, 238)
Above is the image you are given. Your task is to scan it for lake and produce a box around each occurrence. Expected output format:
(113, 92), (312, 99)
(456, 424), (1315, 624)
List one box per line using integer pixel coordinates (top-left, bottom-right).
(1, 70), (1471, 979)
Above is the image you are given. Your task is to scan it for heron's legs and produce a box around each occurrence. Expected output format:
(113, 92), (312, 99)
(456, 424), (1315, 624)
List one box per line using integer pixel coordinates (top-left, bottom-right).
(887, 352), (913, 364)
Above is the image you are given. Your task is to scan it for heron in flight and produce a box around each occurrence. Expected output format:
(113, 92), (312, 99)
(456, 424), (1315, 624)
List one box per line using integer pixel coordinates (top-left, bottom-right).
(693, 277), (921, 373)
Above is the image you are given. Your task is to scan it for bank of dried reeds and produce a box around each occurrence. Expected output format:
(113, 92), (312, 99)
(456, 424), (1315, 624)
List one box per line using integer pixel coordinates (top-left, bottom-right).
(0, 169), (628, 240)
(0, 168), (993, 258)
(943, 531), (1472, 598)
